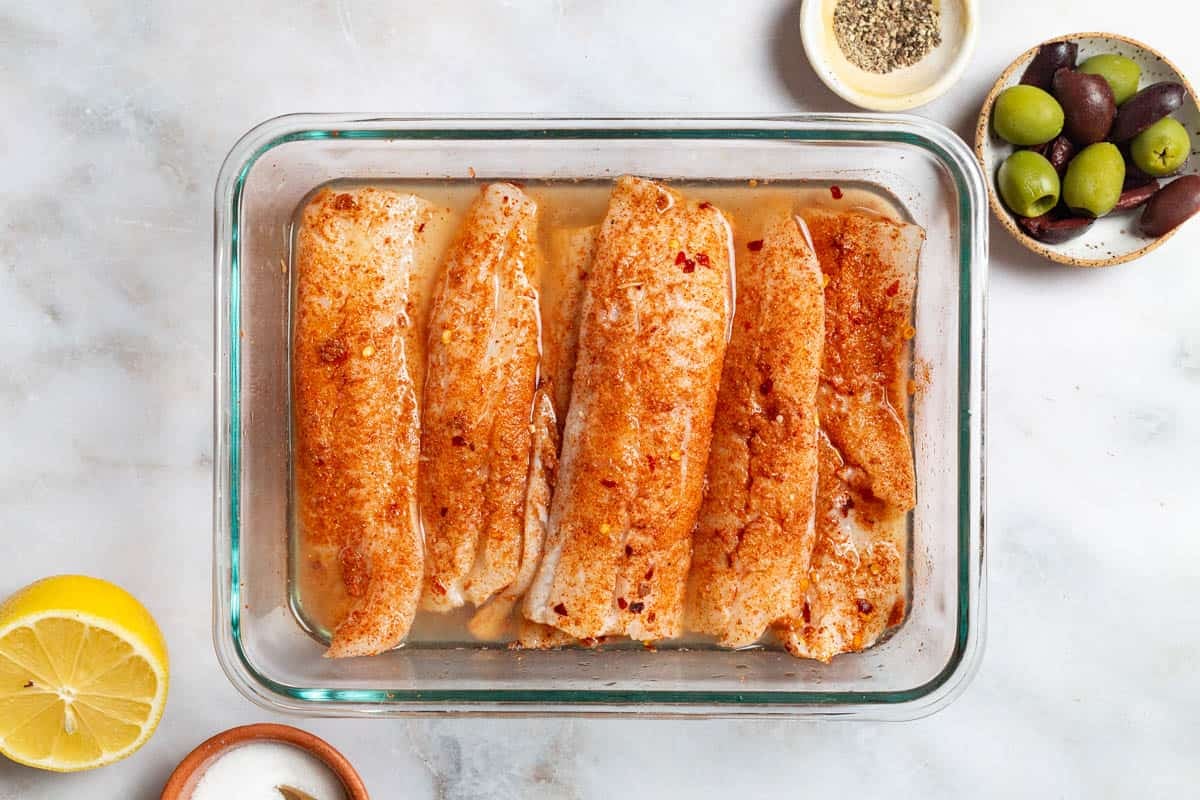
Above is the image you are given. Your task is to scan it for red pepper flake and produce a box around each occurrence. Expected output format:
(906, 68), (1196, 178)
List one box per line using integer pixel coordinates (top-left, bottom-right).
(699, 201), (713, 210)
(22, 680), (33, 688)
(646, 454), (657, 472)
(625, 544), (634, 557)
(830, 185), (844, 200)
(747, 239), (764, 252)
(600, 478), (618, 488)
(644, 566), (655, 580)
(647, 611), (656, 623)
(579, 271), (589, 281)
(617, 597), (628, 610)
(759, 377), (773, 395)
(885, 280), (900, 297)
(856, 598), (874, 615)
(553, 602), (568, 616)
(802, 601), (812, 623)
(628, 601), (645, 614)
(655, 193), (669, 211)
(675, 251), (687, 265)
(417, 222), (426, 233)
(431, 579), (447, 596)
(439, 506), (448, 518)
(695, 252), (710, 267)
(451, 435), (467, 447)
(682, 258), (696, 274)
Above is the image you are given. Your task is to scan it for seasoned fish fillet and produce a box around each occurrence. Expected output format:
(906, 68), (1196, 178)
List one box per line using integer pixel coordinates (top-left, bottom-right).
(808, 208), (921, 511)
(541, 225), (597, 426)
(468, 388), (558, 640)
(512, 616), (579, 649)
(420, 183), (543, 612)
(777, 208), (923, 662)
(686, 210), (825, 648)
(777, 433), (907, 661)
(293, 186), (431, 658)
(470, 227), (592, 641)
(524, 176), (733, 642)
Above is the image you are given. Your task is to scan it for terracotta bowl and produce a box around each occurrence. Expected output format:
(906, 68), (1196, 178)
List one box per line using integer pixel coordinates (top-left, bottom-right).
(160, 723), (369, 800)
(976, 32), (1200, 267)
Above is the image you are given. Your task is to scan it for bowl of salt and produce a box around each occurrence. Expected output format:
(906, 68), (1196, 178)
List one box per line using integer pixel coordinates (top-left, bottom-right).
(160, 723), (368, 800)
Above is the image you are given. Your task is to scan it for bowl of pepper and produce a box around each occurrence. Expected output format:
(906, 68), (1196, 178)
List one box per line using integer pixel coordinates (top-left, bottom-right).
(800, 0), (979, 111)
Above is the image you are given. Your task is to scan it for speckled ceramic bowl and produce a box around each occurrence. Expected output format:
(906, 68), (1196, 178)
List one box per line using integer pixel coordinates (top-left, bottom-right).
(159, 724), (369, 800)
(977, 33), (1200, 267)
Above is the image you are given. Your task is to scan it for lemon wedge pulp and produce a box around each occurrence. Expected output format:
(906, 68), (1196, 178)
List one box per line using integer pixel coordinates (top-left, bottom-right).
(0, 575), (168, 772)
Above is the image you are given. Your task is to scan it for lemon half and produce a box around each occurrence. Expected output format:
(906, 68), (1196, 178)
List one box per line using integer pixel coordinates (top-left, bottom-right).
(0, 575), (169, 772)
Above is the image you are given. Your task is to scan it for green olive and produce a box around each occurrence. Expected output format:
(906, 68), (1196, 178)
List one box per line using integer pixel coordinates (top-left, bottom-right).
(1063, 142), (1126, 217)
(998, 150), (1061, 218)
(1078, 54), (1141, 106)
(1130, 117), (1191, 177)
(993, 85), (1065, 146)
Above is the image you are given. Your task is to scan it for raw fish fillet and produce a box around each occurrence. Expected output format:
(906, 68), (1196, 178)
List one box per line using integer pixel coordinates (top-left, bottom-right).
(777, 208), (922, 661)
(293, 186), (431, 658)
(808, 208), (920, 511)
(524, 176), (733, 642)
(468, 389), (558, 640)
(470, 225), (594, 641)
(686, 209), (825, 648)
(541, 225), (597, 427)
(420, 183), (543, 611)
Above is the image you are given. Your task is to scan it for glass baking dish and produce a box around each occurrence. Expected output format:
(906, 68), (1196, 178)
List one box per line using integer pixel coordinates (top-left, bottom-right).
(213, 115), (987, 719)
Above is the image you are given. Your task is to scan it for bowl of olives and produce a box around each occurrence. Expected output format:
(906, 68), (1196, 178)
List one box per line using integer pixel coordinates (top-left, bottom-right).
(977, 33), (1200, 266)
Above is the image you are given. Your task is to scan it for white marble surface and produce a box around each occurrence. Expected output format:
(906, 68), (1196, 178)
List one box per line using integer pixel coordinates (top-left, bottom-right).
(2, 1), (1198, 797)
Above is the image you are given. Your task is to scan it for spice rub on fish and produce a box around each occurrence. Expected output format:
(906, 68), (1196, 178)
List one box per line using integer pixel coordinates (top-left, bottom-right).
(686, 209), (825, 648)
(541, 225), (597, 429)
(777, 207), (922, 662)
(524, 176), (733, 642)
(420, 183), (543, 612)
(778, 432), (908, 661)
(470, 225), (594, 642)
(468, 388), (559, 641)
(809, 207), (919, 511)
(293, 187), (432, 658)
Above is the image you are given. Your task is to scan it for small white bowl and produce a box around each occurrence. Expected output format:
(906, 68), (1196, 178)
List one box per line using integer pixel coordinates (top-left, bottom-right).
(800, 0), (979, 111)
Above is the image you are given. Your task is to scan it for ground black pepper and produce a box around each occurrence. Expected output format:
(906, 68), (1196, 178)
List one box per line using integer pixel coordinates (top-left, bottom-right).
(832, 0), (942, 74)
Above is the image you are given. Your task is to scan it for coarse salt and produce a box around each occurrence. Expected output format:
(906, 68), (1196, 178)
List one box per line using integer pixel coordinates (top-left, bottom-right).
(191, 741), (347, 800)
